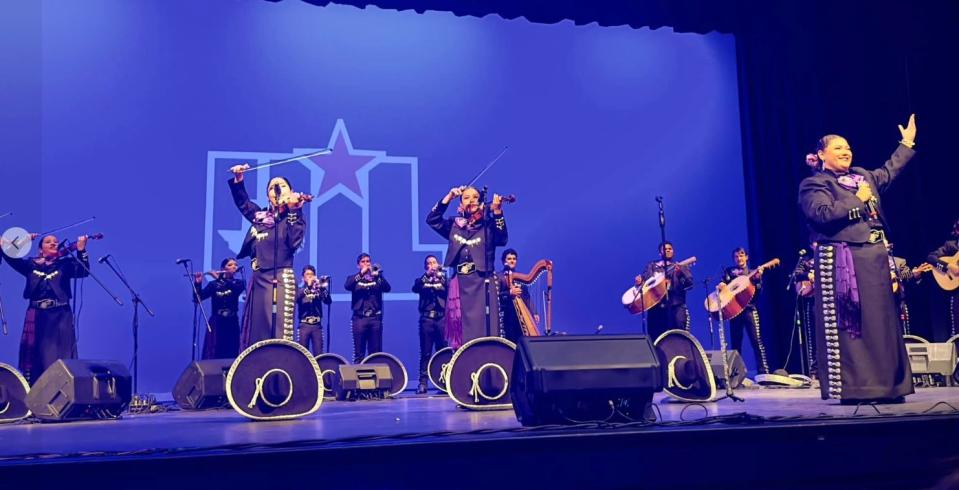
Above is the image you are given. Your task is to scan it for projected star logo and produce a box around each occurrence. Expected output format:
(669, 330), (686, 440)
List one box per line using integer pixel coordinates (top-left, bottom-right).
(306, 121), (385, 205)
(206, 118), (445, 286)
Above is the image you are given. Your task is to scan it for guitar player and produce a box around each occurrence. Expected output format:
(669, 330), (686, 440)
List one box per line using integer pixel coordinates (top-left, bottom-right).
(720, 247), (771, 374)
(636, 241), (694, 340)
(927, 218), (959, 337)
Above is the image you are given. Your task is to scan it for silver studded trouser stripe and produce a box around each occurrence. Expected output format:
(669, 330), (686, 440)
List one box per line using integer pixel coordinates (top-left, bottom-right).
(818, 244), (842, 399)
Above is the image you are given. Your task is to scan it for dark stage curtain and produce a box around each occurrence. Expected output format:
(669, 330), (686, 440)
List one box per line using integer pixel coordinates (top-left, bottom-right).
(269, 0), (959, 370)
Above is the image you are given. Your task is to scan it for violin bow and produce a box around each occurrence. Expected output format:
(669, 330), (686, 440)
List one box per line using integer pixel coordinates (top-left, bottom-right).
(465, 146), (510, 188)
(36, 216), (97, 237)
(230, 148), (333, 174)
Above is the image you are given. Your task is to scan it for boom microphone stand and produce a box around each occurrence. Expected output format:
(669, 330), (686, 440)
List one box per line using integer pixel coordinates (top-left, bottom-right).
(177, 258), (212, 361)
(99, 255), (155, 395)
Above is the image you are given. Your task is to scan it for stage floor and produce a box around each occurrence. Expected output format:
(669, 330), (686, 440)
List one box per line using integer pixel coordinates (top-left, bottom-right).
(0, 386), (956, 460)
(3, 386), (959, 488)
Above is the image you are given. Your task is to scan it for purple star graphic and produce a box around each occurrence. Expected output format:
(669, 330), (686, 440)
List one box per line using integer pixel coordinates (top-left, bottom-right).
(308, 125), (382, 198)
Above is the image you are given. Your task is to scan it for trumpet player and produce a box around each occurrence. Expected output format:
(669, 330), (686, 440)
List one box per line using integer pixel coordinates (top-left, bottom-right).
(297, 265), (332, 356)
(412, 255), (448, 393)
(344, 253), (391, 363)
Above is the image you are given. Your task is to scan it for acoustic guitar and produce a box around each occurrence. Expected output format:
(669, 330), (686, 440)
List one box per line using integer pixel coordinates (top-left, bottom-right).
(931, 252), (959, 291)
(705, 259), (780, 320)
(622, 257), (696, 314)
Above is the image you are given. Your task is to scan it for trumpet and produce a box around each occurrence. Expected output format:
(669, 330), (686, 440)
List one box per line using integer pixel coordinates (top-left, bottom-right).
(307, 275), (331, 290)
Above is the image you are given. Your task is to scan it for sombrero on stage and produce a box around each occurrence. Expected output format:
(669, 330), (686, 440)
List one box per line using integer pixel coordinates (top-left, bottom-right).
(315, 353), (349, 400)
(0, 362), (30, 423)
(653, 329), (717, 402)
(446, 336), (516, 410)
(226, 339), (323, 421)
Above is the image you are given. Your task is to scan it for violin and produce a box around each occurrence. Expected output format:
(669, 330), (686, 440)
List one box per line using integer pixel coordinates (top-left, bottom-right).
(275, 192), (313, 213)
(56, 233), (104, 257)
(466, 194), (516, 223)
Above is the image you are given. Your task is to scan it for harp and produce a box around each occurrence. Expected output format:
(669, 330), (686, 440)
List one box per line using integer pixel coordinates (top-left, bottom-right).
(505, 259), (553, 336)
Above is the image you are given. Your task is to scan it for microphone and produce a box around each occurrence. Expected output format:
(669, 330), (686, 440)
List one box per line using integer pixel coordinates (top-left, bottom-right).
(787, 250), (809, 291)
(97, 254), (111, 264)
(865, 197), (879, 220)
(274, 183), (282, 207)
(175, 258), (191, 265)
(655, 196), (663, 203)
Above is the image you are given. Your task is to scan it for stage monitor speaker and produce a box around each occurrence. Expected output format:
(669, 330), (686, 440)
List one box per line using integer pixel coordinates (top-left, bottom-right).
(705, 350), (747, 389)
(0, 362), (31, 423)
(336, 364), (393, 401)
(25, 359), (132, 422)
(511, 334), (663, 426)
(173, 358), (234, 410)
(907, 343), (958, 387)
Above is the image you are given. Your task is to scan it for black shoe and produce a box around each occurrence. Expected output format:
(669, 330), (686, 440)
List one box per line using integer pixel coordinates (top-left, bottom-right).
(416, 382), (428, 395)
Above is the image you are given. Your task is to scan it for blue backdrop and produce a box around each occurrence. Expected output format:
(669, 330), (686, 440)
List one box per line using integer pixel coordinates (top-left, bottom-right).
(0, 0), (748, 392)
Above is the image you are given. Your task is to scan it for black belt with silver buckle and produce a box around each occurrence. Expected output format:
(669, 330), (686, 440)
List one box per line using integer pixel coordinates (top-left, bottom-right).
(301, 316), (321, 325)
(421, 310), (444, 320)
(456, 261), (476, 275)
(31, 299), (69, 310)
(217, 309), (236, 318)
(867, 229), (887, 244)
(360, 310), (382, 318)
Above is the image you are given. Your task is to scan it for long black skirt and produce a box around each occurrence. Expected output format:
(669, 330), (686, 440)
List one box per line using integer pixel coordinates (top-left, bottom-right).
(241, 268), (296, 349)
(202, 312), (240, 359)
(815, 242), (914, 401)
(447, 271), (501, 348)
(19, 306), (77, 383)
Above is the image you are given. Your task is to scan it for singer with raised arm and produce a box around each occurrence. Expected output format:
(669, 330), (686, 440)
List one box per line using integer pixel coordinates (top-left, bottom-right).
(228, 165), (307, 347)
(4, 235), (90, 383)
(193, 258), (245, 359)
(412, 255), (448, 393)
(297, 265), (332, 356)
(344, 254), (391, 363)
(426, 186), (508, 348)
(798, 114), (917, 404)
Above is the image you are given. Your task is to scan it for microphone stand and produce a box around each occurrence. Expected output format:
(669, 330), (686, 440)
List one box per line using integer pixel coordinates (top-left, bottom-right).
(702, 276), (715, 349)
(60, 240), (124, 307)
(0, 282), (7, 336)
(100, 255), (155, 395)
(655, 196), (669, 304)
(272, 184), (281, 339)
(711, 269), (743, 403)
(179, 260), (213, 362)
(481, 186), (494, 338)
(0, 213), (11, 334)
(324, 275), (333, 353)
(787, 252), (809, 376)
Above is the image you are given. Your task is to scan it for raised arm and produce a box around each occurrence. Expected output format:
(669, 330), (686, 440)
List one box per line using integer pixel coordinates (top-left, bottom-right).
(871, 114), (917, 194)
(65, 237), (91, 279)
